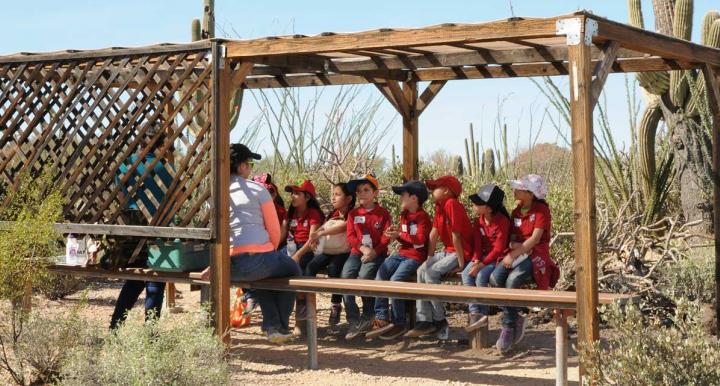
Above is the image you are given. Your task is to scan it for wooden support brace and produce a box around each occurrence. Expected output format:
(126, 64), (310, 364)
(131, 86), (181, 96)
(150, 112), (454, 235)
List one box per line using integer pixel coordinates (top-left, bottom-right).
(373, 83), (403, 115)
(386, 80), (411, 119)
(306, 292), (319, 369)
(417, 80), (447, 116)
(590, 41), (620, 108)
(402, 81), (419, 181)
(469, 324), (490, 351)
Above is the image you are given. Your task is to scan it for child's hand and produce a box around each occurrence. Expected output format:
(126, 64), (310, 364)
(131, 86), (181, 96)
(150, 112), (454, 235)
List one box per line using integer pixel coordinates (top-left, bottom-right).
(509, 241), (521, 250)
(384, 228), (399, 240)
(502, 254), (515, 269)
(468, 262), (484, 277)
(361, 249), (377, 263)
(291, 252), (302, 263)
(359, 245), (372, 256)
(309, 229), (323, 242)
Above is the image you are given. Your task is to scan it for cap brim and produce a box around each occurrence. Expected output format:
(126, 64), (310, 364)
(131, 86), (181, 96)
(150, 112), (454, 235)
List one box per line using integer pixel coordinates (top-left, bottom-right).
(284, 185), (298, 193)
(508, 180), (525, 190)
(391, 186), (406, 195)
(249, 152), (262, 160)
(468, 194), (486, 205)
(425, 180), (440, 190)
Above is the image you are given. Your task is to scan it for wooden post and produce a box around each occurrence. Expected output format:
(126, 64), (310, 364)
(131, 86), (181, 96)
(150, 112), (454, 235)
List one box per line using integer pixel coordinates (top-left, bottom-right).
(306, 292), (318, 369)
(702, 64), (720, 333)
(555, 309), (570, 386)
(210, 42), (232, 343)
(402, 81), (418, 181)
(469, 324), (489, 350)
(568, 29), (599, 379)
(166, 283), (176, 309)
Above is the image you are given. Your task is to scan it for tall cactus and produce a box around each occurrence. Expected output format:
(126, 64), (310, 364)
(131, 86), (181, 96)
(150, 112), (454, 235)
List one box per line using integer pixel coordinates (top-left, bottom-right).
(483, 149), (496, 176)
(629, 0), (720, 231)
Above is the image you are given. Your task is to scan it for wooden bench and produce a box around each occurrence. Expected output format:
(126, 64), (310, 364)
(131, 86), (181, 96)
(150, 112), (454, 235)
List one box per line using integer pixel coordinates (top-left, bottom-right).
(49, 264), (628, 386)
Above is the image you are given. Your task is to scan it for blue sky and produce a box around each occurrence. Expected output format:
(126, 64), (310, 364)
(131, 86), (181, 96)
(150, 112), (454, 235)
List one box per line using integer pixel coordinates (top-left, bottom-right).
(3, 0), (718, 161)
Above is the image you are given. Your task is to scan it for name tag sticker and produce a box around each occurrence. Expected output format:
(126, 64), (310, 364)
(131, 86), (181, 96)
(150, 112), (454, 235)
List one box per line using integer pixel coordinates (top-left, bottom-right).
(410, 224), (418, 235)
(303, 220), (308, 227)
(529, 214), (536, 222)
(514, 218), (522, 227)
(401, 224), (408, 233)
(480, 228), (486, 236)
(289, 219), (298, 227)
(354, 216), (366, 224)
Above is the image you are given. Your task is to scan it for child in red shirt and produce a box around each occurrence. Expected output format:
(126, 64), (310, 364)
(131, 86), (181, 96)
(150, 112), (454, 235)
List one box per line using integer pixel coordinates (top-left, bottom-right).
(366, 181), (431, 340)
(406, 175), (474, 340)
(341, 174), (391, 340)
(461, 184), (511, 332)
(491, 174), (559, 353)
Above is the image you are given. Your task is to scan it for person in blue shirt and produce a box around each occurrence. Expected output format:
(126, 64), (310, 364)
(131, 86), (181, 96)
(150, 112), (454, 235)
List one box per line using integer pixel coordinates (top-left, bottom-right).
(109, 124), (174, 329)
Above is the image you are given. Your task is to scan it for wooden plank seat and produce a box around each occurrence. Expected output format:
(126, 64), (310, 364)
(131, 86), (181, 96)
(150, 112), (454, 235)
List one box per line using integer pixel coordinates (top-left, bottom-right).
(48, 264), (629, 386)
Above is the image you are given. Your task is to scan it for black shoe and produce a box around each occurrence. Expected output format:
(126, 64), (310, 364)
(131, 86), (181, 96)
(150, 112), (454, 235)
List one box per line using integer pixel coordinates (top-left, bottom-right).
(404, 321), (437, 338)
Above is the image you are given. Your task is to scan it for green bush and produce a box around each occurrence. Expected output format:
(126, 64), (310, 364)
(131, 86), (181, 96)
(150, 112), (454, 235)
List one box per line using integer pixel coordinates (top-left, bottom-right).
(656, 253), (714, 304)
(582, 299), (720, 385)
(59, 310), (229, 386)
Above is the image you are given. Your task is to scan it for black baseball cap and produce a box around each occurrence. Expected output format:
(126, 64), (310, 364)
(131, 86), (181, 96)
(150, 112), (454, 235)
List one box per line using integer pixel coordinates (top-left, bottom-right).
(469, 183), (505, 210)
(392, 180), (429, 204)
(230, 143), (261, 164)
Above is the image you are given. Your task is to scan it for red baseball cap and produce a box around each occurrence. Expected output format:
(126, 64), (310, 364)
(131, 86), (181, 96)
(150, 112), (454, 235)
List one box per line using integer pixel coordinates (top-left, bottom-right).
(425, 175), (462, 197)
(285, 179), (317, 198)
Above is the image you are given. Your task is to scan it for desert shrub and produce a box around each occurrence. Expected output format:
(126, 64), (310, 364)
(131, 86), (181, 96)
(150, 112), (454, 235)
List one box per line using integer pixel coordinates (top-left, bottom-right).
(582, 299), (720, 385)
(656, 253), (714, 304)
(59, 309), (229, 386)
(38, 274), (87, 301)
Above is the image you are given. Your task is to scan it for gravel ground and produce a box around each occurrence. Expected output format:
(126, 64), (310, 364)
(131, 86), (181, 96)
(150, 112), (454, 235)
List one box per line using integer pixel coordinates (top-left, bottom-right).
(36, 280), (579, 386)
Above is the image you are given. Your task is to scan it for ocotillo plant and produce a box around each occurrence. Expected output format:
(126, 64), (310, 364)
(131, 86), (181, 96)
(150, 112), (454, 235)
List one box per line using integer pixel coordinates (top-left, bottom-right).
(463, 123), (481, 176)
(628, 0), (720, 230)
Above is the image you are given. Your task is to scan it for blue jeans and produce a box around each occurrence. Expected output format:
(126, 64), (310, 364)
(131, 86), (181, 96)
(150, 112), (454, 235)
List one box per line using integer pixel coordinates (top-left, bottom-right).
(461, 262), (496, 315)
(110, 280), (166, 329)
(416, 251), (459, 322)
(305, 252), (349, 304)
(341, 252), (386, 323)
(374, 255), (420, 326)
(230, 250), (302, 331)
(489, 257), (534, 327)
(281, 242), (314, 272)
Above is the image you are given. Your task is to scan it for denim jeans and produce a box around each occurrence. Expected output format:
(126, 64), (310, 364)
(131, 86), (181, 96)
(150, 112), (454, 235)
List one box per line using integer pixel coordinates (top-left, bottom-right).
(461, 262), (496, 315)
(416, 251), (459, 322)
(230, 250), (302, 331)
(281, 242), (314, 272)
(374, 255), (421, 326)
(110, 280), (166, 329)
(341, 253), (386, 323)
(489, 257), (534, 327)
(305, 252), (349, 304)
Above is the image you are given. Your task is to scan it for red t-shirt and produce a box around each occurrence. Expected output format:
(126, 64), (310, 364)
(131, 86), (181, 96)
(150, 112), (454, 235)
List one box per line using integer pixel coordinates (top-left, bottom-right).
(472, 214), (511, 265)
(395, 209), (432, 263)
(511, 201), (557, 290)
(346, 205), (392, 256)
(288, 207), (323, 244)
(275, 202), (288, 224)
(433, 197), (474, 259)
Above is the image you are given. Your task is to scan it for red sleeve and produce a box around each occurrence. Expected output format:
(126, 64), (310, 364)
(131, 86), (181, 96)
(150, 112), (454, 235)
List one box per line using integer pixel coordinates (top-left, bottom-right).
(447, 199), (466, 231)
(309, 208), (323, 226)
(397, 212), (431, 246)
(374, 209), (393, 256)
(482, 216), (511, 265)
(535, 205), (551, 232)
(471, 220), (483, 262)
(346, 210), (360, 250)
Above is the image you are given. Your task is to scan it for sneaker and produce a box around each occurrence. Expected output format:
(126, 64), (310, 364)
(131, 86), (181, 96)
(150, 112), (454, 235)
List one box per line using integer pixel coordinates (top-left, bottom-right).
(242, 298), (257, 316)
(513, 315), (526, 345)
(404, 321), (437, 338)
(496, 326), (514, 353)
(465, 313), (489, 332)
(328, 303), (342, 326)
(379, 325), (408, 340)
(345, 321), (361, 340)
(365, 319), (394, 339)
(267, 329), (293, 344)
(293, 322), (307, 337)
(435, 319), (450, 340)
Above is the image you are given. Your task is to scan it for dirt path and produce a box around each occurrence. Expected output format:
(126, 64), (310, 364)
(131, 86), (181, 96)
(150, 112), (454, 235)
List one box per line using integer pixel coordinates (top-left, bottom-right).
(39, 280), (579, 386)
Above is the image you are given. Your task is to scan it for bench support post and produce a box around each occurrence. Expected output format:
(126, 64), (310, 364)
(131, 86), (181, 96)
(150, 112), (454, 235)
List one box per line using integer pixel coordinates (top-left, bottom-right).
(555, 309), (570, 386)
(166, 283), (176, 308)
(470, 324), (490, 350)
(306, 292), (318, 370)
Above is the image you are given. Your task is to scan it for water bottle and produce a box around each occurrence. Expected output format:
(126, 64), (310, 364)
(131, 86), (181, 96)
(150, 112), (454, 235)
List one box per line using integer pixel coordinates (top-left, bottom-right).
(66, 234), (79, 265)
(286, 232), (297, 256)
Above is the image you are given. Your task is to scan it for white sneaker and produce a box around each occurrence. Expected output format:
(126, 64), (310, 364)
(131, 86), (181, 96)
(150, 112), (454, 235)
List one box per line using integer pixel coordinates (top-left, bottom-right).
(267, 329), (293, 344)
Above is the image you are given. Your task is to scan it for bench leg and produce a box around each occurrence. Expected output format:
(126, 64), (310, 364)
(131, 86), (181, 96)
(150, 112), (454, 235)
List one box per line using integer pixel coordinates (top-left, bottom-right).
(166, 283), (176, 308)
(470, 323), (490, 350)
(555, 309), (569, 386)
(306, 292), (318, 370)
(200, 284), (210, 304)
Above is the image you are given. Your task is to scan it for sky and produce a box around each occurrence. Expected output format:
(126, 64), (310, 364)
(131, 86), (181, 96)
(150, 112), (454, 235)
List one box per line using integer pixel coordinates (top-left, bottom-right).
(2, 0), (718, 161)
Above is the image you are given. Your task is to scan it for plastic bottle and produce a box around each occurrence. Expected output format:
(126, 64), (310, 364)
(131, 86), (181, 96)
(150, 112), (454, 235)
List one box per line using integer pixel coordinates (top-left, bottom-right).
(66, 234), (79, 265)
(286, 232), (297, 256)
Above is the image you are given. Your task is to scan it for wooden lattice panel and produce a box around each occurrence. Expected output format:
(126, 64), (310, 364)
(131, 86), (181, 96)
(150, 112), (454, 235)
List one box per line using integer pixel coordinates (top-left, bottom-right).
(0, 48), (214, 228)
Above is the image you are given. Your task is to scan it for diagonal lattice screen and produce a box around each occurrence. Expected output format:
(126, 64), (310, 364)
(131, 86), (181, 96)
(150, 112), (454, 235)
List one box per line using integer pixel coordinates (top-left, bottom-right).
(0, 47), (215, 229)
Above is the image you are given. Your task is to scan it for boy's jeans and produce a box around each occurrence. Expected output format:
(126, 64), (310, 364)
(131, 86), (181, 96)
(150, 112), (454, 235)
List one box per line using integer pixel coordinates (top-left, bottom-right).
(374, 255), (421, 326)
(461, 262), (496, 315)
(489, 257), (534, 327)
(341, 253), (386, 323)
(416, 251), (459, 322)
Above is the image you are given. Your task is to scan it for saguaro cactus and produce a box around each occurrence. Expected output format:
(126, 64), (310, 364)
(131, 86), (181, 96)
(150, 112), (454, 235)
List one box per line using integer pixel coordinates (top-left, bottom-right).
(483, 149), (496, 176)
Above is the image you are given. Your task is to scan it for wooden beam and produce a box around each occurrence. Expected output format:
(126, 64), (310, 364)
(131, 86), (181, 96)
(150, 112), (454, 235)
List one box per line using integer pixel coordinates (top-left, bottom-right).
(594, 16), (720, 66)
(231, 61), (254, 88)
(417, 80), (447, 115)
(373, 83), (403, 115)
(226, 17), (562, 57)
(210, 44), (234, 343)
(590, 41), (620, 108)
(386, 80), (411, 119)
(702, 64), (720, 334)
(568, 38), (599, 381)
(0, 222), (211, 240)
(402, 81), (419, 181)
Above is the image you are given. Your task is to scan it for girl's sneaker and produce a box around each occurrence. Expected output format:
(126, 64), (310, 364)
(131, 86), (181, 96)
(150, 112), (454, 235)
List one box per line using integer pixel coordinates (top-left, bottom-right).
(328, 303), (342, 326)
(365, 319), (393, 339)
(465, 313), (488, 332)
(379, 325), (408, 340)
(267, 328), (293, 344)
(496, 326), (514, 353)
(513, 315), (526, 345)
(405, 321), (437, 338)
(435, 319), (450, 340)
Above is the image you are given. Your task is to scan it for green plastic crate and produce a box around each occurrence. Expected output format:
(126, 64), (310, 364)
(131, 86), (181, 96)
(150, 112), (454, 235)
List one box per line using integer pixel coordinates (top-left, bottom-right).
(147, 240), (209, 272)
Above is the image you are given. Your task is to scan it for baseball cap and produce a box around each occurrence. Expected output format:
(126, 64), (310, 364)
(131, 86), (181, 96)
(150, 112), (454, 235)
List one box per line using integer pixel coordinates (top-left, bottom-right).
(392, 180), (429, 204)
(425, 175), (462, 197)
(508, 174), (548, 200)
(469, 183), (505, 210)
(253, 173), (278, 192)
(230, 143), (261, 164)
(347, 174), (380, 192)
(284, 179), (317, 198)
